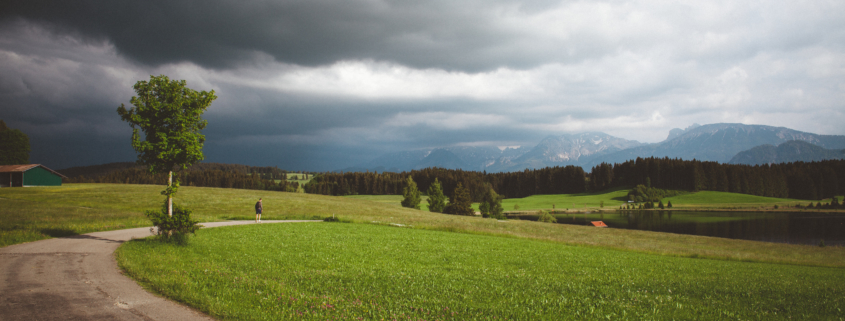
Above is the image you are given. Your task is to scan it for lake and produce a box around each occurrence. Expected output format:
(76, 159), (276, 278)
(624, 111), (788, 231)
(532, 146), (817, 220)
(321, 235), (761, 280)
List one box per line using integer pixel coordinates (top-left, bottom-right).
(511, 210), (845, 246)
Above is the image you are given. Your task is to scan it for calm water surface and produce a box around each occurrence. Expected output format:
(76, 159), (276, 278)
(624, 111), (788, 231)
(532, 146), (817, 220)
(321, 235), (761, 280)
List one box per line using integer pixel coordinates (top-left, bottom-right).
(513, 211), (845, 246)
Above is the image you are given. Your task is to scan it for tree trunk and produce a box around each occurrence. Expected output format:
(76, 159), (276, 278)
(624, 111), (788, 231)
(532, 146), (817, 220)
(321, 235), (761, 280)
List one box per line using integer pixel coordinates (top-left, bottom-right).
(168, 171), (173, 217)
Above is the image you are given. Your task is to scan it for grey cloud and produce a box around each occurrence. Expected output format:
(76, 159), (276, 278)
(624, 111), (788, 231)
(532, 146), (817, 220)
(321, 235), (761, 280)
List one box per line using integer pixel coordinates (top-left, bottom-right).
(2, 1), (844, 171)
(0, 0), (551, 71)
(4, 1), (843, 73)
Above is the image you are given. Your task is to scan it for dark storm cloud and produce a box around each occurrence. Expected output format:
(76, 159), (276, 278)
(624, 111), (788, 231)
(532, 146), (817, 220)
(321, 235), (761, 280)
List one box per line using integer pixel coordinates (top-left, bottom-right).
(1, 1), (843, 171)
(0, 0), (559, 72)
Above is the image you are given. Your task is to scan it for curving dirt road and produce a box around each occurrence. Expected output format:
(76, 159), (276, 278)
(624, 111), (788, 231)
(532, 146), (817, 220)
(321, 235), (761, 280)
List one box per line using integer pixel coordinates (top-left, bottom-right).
(0, 221), (319, 321)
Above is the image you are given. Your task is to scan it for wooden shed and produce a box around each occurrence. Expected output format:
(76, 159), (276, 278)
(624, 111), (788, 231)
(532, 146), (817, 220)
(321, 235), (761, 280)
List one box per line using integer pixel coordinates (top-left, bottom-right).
(0, 164), (67, 187)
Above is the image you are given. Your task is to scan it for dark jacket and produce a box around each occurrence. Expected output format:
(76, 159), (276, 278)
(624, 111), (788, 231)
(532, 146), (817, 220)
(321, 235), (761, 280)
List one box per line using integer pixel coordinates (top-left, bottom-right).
(255, 201), (262, 214)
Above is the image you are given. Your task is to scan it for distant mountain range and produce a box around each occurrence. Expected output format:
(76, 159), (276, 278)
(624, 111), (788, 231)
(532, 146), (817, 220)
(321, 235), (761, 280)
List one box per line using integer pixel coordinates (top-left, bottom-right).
(728, 140), (845, 165)
(346, 123), (845, 172)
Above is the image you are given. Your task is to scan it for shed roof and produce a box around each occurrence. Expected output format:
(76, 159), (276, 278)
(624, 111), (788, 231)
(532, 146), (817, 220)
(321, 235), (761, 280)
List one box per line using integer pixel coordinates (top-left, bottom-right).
(0, 164), (68, 178)
(590, 221), (608, 227)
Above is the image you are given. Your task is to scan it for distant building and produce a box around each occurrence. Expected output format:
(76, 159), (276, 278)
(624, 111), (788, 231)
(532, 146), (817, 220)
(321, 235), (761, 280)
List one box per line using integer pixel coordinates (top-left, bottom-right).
(0, 164), (67, 187)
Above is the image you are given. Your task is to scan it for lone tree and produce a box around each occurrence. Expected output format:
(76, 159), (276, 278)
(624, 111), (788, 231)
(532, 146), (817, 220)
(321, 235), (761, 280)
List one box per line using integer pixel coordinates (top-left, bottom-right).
(401, 175), (421, 210)
(444, 182), (474, 216)
(0, 119), (31, 165)
(426, 178), (447, 213)
(479, 185), (504, 219)
(117, 75), (217, 220)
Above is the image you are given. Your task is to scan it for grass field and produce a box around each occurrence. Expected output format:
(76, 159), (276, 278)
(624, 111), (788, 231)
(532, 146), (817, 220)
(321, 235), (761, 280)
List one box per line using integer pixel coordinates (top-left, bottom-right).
(662, 191), (837, 210)
(342, 189), (841, 213)
(117, 222), (845, 320)
(6, 183), (845, 319)
(3, 183), (844, 267)
(344, 194), (479, 212)
(502, 188), (632, 211)
(344, 195), (430, 209)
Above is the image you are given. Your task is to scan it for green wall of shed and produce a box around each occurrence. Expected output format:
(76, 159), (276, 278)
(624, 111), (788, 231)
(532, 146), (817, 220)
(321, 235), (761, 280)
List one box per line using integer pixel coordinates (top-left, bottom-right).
(23, 166), (62, 186)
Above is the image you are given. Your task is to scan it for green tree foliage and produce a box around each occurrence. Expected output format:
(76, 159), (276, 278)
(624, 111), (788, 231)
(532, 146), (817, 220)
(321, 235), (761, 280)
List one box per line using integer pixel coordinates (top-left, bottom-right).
(537, 210), (557, 223)
(117, 75), (217, 217)
(588, 162), (614, 191)
(401, 176), (421, 210)
(627, 184), (684, 203)
(145, 200), (200, 244)
(305, 157), (845, 202)
(304, 165), (586, 199)
(444, 182), (474, 216)
(426, 178), (447, 213)
(0, 119), (31, 165)
(479, 186), (504, 219)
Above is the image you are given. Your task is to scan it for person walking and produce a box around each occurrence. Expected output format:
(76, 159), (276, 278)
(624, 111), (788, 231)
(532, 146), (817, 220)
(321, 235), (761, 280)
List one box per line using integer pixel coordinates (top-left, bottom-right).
(255, 198), (263, 223)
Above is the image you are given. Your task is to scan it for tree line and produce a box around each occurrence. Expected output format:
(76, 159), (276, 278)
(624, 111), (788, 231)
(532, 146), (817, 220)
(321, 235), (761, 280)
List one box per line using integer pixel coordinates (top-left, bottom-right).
(590, 157), (845, 200)
(65, 157), (844, 202)
(0, 119), (30, 165)
(304, 165), (587, 201)
(66, 165), (302, 192)
(306, 158), (844, 202)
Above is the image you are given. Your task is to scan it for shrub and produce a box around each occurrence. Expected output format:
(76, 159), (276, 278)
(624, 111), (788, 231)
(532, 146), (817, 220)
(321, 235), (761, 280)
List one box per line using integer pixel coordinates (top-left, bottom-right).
(323, 215), (351, 223)
(145, 201), (200, 244)
(537, 210), (557, 223)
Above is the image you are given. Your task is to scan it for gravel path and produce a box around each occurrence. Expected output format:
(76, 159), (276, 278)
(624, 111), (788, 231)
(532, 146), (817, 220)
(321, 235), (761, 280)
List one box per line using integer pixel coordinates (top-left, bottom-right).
(0, 220), (321, 321)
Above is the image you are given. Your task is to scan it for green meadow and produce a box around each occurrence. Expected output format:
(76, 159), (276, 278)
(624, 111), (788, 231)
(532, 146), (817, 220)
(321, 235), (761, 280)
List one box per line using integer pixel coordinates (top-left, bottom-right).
(662, 191), (835, 210)
(344, 194), (475, 212)
(117, 222), (845, 320)
(2, 184), (843, 267)
(502, 188), (632, 211)
(4, 183), (845, 319)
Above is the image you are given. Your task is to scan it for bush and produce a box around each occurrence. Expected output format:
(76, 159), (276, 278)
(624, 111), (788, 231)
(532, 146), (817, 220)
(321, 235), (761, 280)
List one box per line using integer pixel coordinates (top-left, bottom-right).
(145, 201), (200, 244)
(537, 210), (557, 223)
(323, 215), (351, 223)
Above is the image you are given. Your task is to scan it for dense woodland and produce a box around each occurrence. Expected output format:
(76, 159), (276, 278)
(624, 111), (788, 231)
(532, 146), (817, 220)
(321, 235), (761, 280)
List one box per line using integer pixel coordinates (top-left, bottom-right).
(65, 158), (845, 202)
(306, 158), (845, 201)
(303, 166), (587, 202)
(66, 163), (303, 192)
(589, 157), (845, 200)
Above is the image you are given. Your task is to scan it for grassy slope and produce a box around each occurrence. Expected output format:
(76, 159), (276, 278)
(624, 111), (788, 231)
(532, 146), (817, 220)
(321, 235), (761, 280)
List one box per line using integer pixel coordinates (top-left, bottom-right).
(117, 223), (845, 320)
(663, 191), (807, 209)
(2, 183), (844, 268)
(502, 188), (631, 211)
(345, 195), (431, 211)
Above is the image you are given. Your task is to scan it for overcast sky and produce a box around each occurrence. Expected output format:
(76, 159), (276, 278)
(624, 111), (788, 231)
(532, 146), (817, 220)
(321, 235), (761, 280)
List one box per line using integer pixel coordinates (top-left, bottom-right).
(1, 0), (844, 171)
